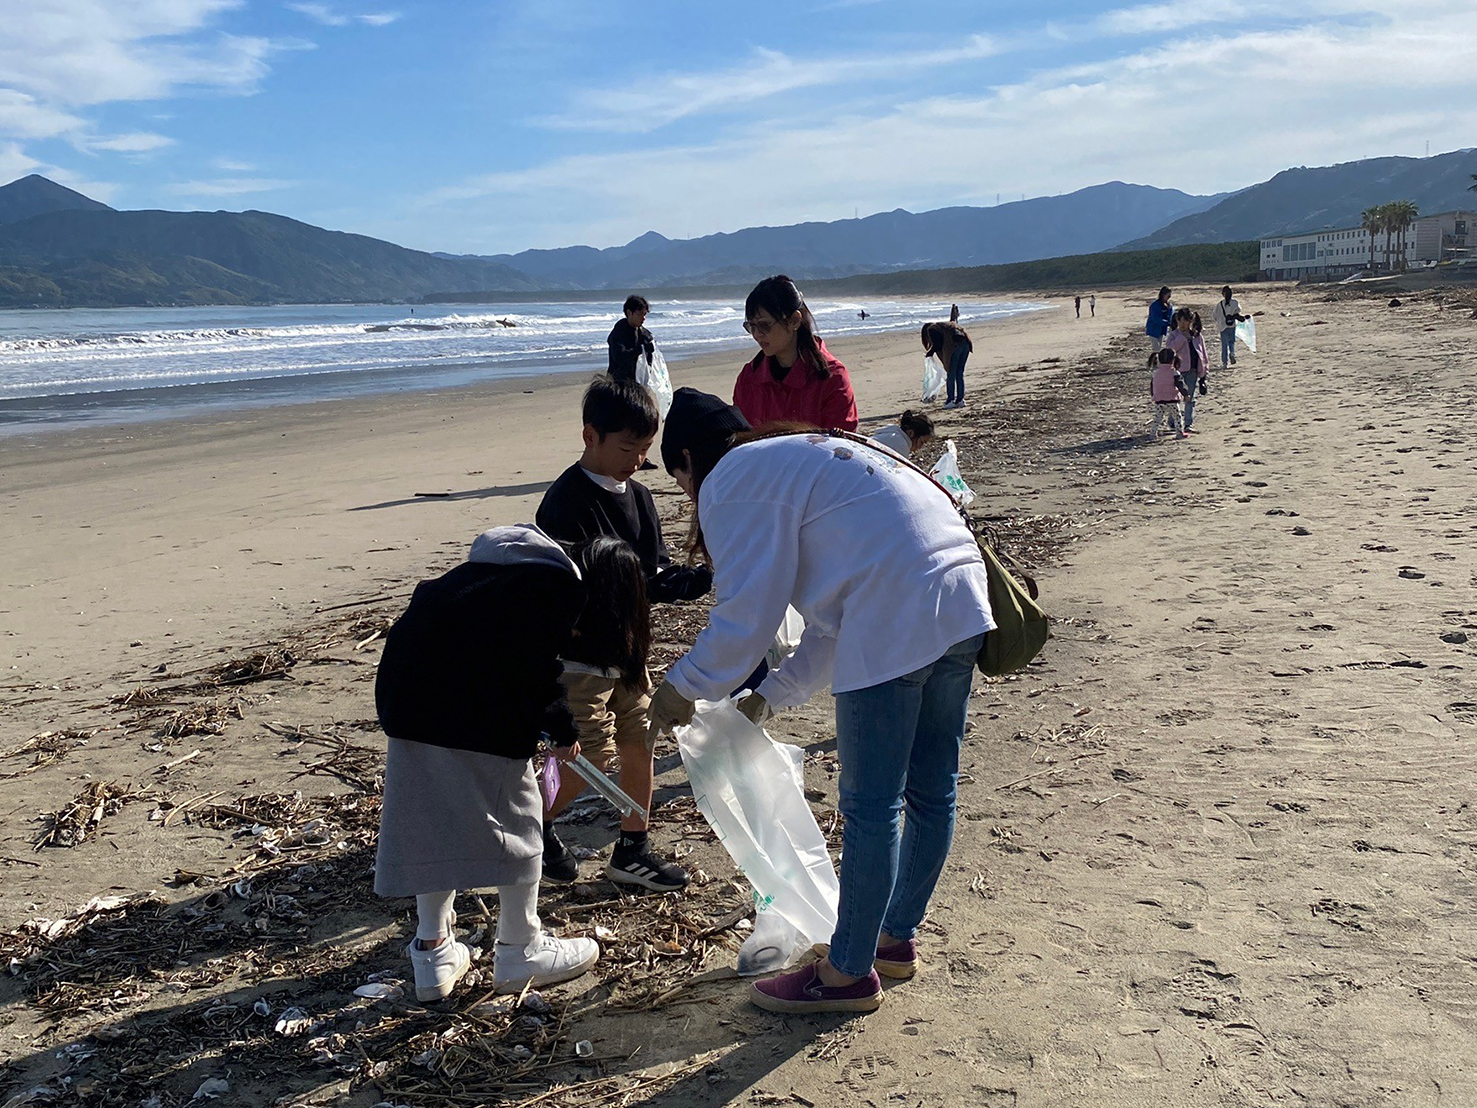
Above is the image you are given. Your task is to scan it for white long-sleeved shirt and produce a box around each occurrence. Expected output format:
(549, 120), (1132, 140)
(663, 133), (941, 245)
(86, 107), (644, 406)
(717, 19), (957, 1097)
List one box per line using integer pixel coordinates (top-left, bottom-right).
(1212, 297), (1242, 330)
(665, 434), (995, 709)
(868, 424), (912, 457)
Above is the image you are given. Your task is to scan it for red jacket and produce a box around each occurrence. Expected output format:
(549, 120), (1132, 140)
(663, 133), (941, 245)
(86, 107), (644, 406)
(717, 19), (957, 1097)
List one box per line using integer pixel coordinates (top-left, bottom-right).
(732, 340), (859, 431)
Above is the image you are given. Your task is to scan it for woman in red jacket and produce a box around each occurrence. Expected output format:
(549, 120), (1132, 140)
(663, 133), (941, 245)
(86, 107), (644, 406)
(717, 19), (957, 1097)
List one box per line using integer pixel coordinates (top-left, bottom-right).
(733, 275), (859, 431)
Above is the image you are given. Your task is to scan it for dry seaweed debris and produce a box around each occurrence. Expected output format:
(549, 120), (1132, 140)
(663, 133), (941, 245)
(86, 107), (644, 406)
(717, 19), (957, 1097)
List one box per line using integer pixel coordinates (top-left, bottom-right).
(207, 647), (298, 686)
(0, 729), (96, 779)
(267, 722), (383, 794)
(156, 697), (247, 739)
(32, 781), (145, 849)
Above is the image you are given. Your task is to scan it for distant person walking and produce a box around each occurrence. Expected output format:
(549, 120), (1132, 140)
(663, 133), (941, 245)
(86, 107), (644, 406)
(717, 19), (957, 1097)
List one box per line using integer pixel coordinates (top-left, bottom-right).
(732, 275), (859, 431)
(1075, 296), (1081, 318)
(1089, 295), (1096, 317)
(1212, 286), (1248, 367)
(607, 295), (655, 384)
(1166, 309), (1209, 432)
(1145, 287), (1174, 353)
(949, 303), (960, 324)
(921, 321), (972, 410)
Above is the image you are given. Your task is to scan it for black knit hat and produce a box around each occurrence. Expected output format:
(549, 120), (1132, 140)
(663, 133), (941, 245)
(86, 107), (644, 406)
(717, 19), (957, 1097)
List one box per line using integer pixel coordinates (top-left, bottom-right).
(660, 387), (751, 473)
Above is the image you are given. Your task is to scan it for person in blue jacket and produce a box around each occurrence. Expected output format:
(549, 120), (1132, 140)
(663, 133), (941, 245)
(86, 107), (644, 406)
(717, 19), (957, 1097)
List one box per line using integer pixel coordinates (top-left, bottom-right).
(1145, 286), (1174, 352)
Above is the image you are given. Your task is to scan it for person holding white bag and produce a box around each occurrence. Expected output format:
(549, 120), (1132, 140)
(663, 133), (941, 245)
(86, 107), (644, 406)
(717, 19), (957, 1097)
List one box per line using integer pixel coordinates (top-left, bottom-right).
(646, 388), (995, 1015)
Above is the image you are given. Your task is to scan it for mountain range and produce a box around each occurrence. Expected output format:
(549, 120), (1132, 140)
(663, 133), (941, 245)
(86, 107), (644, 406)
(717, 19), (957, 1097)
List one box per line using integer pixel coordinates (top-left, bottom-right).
(1118, 149), (1477, 250)
(450, 182), (1223, 289)
(0, 149), (1472, 308)
(0, 176), (533, 307)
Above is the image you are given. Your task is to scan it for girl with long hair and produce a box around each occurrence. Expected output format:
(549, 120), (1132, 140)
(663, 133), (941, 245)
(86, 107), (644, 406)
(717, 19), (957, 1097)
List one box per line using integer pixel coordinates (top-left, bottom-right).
(732, 275), (859, 431)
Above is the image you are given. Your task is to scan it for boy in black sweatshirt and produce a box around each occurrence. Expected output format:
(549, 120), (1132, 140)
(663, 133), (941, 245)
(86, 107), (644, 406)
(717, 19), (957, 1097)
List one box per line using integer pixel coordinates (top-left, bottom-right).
(535, 377), (710, 891)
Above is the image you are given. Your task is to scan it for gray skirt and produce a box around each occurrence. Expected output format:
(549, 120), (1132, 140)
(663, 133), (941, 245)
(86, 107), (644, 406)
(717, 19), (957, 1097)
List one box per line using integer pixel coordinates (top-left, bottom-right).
(374, 737), (543, 897)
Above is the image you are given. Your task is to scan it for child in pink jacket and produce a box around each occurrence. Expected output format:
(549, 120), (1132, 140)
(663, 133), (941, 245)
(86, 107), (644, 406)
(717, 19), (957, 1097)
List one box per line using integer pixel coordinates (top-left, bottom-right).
(1148, 349), (1189, 439)
(1165, 309), (1209, 432)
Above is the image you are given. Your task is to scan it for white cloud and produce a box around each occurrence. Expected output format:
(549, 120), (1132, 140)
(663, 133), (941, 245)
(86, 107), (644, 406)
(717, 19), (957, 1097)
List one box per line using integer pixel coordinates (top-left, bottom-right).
(83, 132), (177, 153)
(286, 3), (401, 27)
(211, 157), (257, 171)
(542, 36), (1001, 132)
(166, 176), (297, 197)
(0, 2), (308, 189)
(0, 4), (296, 107)
(412, 3), (1477, 252)
(0, 90), (85, 141)
(0, 142), (41, 183)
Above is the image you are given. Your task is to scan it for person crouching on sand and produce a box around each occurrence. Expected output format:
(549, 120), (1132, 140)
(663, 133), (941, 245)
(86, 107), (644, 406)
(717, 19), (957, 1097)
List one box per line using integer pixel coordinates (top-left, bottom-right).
(645, 388), (996, 1015)
(1148, 349), (1190, 440)
(870, 409), (935, 457)
(372, 525), (605, 1001)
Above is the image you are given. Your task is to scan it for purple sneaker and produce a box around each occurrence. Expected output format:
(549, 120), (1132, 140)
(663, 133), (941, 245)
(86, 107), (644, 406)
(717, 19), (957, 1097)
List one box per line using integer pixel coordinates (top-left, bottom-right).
(874, 937), (918, 980)
(749, 963), (882, 1014)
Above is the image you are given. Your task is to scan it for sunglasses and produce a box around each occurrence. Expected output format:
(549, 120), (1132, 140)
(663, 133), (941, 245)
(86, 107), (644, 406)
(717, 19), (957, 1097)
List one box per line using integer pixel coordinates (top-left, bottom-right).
(742, 314), (791, 337)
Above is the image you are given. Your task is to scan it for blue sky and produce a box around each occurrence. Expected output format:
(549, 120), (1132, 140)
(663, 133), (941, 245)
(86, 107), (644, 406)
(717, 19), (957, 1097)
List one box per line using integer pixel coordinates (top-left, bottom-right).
(2, 1), (1474, 255)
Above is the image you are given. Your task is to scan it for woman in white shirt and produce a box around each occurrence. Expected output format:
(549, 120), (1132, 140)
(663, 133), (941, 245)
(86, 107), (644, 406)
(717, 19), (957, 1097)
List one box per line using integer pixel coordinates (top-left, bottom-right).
(646, 388), (995, 1015)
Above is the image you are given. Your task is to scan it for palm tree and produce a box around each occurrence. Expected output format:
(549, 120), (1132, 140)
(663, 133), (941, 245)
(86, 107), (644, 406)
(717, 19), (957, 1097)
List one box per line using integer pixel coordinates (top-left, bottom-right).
(1390, 201), (1419, 270)
(1361, 206), (1381, 270)
(1379, 203), (1397, 272)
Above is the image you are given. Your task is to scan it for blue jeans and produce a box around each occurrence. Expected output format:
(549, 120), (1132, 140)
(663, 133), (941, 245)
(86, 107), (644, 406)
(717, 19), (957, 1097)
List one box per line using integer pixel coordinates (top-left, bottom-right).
(1183, 381), (1198, 429)
(946, 346), (969, 405)
(1219, 326), (1236, 366)
(829, 633), (985, 977)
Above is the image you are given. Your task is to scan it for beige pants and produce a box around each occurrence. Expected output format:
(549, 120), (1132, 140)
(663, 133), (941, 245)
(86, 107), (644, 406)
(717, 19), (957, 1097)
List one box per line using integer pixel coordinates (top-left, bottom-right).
(559, 669), (651, 761)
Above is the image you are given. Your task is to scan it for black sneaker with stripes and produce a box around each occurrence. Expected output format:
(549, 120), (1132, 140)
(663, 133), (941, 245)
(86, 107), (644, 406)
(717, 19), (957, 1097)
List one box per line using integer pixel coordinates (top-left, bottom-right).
(605, 844), (689, 892)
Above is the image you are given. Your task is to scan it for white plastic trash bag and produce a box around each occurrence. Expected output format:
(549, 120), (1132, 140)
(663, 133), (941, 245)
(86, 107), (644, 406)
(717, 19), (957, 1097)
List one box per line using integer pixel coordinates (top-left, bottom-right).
(1235, 316), (1257, 355)
(638, 346), (673, 417)
(922, 353), (946, 402)
(676, 699), (839, 975)
(929, 439), (975, 507)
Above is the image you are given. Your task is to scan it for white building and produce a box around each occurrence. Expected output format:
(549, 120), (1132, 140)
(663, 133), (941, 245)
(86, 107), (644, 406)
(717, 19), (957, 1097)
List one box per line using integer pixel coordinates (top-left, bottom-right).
(1260, 210), (1476, 280)
(1409, 210), (1473, 264)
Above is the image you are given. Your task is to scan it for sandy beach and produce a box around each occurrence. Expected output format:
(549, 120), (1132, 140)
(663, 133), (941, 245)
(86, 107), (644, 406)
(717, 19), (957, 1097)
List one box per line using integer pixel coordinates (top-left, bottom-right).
(2, 284), (1475, 1107)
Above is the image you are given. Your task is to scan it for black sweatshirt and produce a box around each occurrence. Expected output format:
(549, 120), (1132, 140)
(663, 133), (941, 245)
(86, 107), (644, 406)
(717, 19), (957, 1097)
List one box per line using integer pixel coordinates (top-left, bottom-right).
(607, 318), (655, 383)
(537, 463), (712, 622)
(375, 561), (582, 757)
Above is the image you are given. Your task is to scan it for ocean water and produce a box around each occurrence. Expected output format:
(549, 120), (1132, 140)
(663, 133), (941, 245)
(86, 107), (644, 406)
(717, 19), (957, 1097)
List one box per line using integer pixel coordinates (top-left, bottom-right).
(0, 297), (1049, 435)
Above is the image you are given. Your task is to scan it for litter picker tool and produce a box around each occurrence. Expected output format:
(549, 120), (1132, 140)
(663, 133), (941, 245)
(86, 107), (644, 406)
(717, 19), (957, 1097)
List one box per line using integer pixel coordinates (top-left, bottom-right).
(540, 737), (647, 822)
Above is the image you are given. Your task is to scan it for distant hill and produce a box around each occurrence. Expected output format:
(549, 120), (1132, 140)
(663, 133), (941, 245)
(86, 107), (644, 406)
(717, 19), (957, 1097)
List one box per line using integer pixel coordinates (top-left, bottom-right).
(1117, 149), (1477, 249)
(0, 174), (111, 225)
(447, 182), (1223, 290)
(0, 188), (536, 307)
(771, 241), (1260, 297)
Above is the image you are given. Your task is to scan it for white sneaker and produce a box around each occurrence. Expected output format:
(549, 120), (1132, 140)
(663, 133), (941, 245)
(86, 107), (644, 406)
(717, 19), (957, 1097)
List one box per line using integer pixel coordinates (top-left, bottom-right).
(407, 937), (472, 1002)
(492, 932), (600, 995)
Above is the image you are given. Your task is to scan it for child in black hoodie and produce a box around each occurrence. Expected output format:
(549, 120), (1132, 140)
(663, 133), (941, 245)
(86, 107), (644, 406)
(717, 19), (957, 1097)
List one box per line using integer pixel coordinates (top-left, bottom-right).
(374, 525), (605, 1002)
(535, 377), (708, 891)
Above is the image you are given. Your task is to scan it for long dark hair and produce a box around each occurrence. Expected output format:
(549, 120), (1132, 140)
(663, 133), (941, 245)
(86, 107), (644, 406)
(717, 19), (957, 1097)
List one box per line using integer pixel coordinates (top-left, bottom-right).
(683, 420), (819, 561)
(572, 536), (650, 689)
(746, 275), (830, 380)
